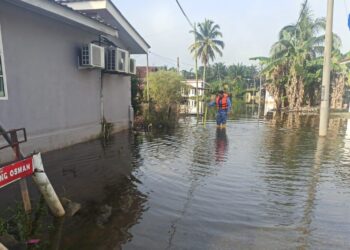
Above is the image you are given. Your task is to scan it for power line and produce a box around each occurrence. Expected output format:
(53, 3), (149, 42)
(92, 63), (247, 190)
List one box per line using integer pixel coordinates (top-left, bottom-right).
(144, 25), (184, 38)
(149, 51), (195, 67)
(175, 0), (193, 28)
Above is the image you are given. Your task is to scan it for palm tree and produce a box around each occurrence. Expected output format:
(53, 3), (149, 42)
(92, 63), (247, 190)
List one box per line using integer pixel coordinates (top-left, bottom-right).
(190, 19), (225, 83)
(270, 1), (323, 109)
(330, 50), (350, 109)
(252, 0), (342, 110)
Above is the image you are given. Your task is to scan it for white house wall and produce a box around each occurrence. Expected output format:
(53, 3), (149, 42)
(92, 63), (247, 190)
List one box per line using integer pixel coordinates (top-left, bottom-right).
(0, 2), (130, 160)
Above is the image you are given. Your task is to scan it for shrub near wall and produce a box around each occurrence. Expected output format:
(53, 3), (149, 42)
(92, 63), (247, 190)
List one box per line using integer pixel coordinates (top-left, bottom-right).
(144, 71), (187, 128)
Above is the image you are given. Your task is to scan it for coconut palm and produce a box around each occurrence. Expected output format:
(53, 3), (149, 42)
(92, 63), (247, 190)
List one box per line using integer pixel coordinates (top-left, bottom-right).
(252, 0), (343, 110)
(330, 50), (350, 109)
(189, 19), (225, 83)
(270, 1), (328, 109)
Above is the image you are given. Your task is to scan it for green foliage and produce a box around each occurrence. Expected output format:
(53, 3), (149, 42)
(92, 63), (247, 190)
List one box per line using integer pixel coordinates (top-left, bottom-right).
(251, 0), (348, 109)
(100, 117), (114, 143)
(0, 197), (51, 248)
(131, 75), (142, 114)
(147, 70), (186, 107)
(182, 63), (259, 100)
(190, 19), (225, 82)
(190, 19), (225, 66)
(0, 217), (7, 235)
(144, 70), (187, 128)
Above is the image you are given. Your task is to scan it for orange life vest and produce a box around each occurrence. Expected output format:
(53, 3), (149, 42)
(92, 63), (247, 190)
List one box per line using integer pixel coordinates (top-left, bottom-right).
(216, 94), (228, 110)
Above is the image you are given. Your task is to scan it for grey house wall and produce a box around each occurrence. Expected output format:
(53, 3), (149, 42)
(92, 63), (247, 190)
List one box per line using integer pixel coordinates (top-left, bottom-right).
(0, 2), (131, 160)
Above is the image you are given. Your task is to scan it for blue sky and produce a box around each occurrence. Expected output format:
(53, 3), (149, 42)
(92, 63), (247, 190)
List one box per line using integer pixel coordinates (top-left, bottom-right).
(115, 0), (350, 70)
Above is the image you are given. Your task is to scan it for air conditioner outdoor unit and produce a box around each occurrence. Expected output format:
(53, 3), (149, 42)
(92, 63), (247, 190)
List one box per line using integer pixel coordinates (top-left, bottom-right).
(129, 58), (136, 74)
(106, 48), (130, 73)
(116, 48), (129, 73)
(80, 44), (105, 69)
(106, 48), (117, 71)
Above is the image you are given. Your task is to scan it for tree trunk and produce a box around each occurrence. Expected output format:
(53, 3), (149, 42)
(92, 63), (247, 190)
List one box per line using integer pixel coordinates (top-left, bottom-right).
(330, 74), (345, 110)
(267, 83), (283, 111)
(287, 68), (304, 111)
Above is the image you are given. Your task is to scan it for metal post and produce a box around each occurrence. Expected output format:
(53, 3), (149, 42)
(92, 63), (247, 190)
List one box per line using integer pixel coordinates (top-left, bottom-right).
(177, 57), (180, 74)
(100, 71), (104, 123)
(319, 0), (334, 136)
(146, 53), (150, 103)
(9, 130), (31, 213)
(258, 72), (262, 119)
(193, 22), (200, 122)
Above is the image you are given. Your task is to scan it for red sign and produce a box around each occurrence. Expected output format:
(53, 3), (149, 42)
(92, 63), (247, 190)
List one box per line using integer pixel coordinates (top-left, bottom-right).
(0, 157), (34, 188)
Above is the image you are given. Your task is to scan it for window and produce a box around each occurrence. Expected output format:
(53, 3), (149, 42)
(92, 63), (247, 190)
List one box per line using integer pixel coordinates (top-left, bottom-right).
(0, 24), (7, 99)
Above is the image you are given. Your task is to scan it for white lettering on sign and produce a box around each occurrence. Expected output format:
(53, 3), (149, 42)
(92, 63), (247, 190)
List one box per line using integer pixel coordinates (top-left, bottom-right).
(9, 164), (31, 177)
(0, 172), (8, 181)
(0, 156), (34, 189)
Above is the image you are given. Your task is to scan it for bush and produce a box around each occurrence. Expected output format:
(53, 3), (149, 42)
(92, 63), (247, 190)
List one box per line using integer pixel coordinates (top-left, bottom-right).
(144, 71), (187, 128)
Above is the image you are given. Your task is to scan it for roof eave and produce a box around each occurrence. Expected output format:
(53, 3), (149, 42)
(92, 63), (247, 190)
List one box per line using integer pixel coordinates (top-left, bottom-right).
(7, 0), (118, 37)
(64, 0), (150, 53)
(106, 0), (150, 52)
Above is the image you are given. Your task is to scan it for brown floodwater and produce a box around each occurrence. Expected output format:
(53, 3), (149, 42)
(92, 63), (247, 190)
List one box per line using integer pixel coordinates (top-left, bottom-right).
(1, 115), (350, 249)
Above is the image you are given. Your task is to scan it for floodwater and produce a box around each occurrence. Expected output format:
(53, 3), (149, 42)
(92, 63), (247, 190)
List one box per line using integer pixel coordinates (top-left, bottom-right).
(1, 115), (350, 249)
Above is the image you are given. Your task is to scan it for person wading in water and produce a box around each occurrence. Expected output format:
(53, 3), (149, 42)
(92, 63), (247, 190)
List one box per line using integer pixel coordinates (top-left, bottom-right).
(209, 90), (231, 128)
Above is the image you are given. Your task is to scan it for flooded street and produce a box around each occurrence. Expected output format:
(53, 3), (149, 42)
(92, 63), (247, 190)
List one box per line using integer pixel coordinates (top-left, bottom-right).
(1, 115), (350, 249)
(122, 117), (350, 250)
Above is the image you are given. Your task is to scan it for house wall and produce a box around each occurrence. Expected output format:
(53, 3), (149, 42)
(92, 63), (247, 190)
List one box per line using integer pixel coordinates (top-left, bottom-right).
(264, 90), (276, 116)
(0, 2), (131, 160)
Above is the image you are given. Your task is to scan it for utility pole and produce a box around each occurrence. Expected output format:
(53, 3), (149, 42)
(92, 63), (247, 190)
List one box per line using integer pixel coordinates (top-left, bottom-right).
(146, 53), (150, 103)
(258, 68), (262, 119)
(194, 23), (200, 121)
(319, 0), (334, 136)
(177, 57), (180, 74)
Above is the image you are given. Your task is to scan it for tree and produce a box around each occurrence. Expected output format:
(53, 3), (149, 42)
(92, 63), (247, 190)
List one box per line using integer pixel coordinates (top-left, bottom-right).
(330, 50), (350, 109)
(131, 75), (142, 114)
(252, 0), (343, 110)
(145, 71), (187, 127)
(189, 19), (225, 83)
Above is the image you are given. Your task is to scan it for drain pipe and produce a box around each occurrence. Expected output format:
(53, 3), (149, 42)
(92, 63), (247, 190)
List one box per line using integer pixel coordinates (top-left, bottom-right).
(0, 122), (65, 217)
(100, 70), (104, 123)
(32, 153), (65, 217)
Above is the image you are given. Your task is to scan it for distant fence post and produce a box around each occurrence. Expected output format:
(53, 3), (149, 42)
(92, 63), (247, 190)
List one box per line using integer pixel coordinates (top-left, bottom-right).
(9, 130), (32, 213)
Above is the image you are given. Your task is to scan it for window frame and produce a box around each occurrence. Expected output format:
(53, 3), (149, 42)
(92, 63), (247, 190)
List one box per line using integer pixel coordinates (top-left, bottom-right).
(0, 23), (8, 100)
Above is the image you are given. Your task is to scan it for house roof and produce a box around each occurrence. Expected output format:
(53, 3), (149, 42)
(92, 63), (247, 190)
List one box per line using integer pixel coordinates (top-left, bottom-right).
(6, 0), (118, 37)
(55, 0), (150, 54)
(6, 0), (150, 54)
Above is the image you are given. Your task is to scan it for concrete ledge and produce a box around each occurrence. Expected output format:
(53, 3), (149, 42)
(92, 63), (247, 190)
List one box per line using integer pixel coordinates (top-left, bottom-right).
(0, 120), (129, 163)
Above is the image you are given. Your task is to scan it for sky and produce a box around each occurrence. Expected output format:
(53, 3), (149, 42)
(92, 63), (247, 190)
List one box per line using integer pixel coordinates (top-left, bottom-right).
(115, 0), (350, 70)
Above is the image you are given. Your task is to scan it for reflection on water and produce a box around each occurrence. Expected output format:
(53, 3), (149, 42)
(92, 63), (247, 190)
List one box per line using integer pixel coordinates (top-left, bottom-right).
(215, 128), (228, 163)
(0, 131), (148, 249)
(124, 116), (350, 250)
(1, 115), (350, 249)
(298, 137), (325, 249)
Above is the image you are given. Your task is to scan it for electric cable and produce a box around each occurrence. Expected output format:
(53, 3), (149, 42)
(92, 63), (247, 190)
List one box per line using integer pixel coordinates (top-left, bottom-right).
(175, 0), (193, 28)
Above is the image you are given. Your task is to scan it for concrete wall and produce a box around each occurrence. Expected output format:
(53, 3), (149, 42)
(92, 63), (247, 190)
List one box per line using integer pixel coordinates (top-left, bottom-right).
(0, 2), (131, 160)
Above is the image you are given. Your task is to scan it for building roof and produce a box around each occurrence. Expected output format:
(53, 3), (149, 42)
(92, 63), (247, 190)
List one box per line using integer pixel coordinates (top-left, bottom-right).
(6, 0), (149, 54)
(6, 0), (117, 37)
(55, 0), (150, 54)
